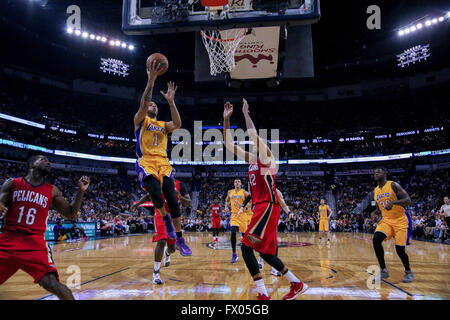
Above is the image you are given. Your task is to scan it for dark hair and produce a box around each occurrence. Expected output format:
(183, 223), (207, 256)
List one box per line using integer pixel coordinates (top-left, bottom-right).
(375, 167), (388, 175)
(27, 155), (44, 170)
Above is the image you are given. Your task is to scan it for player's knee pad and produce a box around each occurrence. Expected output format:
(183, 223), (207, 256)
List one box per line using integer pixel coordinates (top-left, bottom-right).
(162, 177), (181, 218)
(241, 244), (259, 276)
(259, 253), (285, 272)
(373, 231), (387, 246)
(143, 176), (164, 209)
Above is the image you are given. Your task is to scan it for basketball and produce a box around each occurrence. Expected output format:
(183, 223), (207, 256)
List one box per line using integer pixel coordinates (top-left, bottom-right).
(147, 53), (169, 76)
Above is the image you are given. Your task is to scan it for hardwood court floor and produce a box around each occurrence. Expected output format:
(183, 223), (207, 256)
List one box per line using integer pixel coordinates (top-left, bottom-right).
(0, 232), (448, 300)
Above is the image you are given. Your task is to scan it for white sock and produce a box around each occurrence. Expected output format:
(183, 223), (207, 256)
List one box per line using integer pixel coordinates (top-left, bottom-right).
(283, 270), (300, 283)
(154, 261), (161, 272)
(254, 279), (269, 296)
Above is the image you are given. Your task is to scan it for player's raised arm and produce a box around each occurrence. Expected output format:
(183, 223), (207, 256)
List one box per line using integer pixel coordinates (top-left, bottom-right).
(389, 182), (413, 208)
(52, 176), (90, 220)
(223, 102), (250, 162)
(0, 178), (14, 213)
(134, 60), (163, 131)
(241, 98), (274, 166)
(162, 82), (182, 132)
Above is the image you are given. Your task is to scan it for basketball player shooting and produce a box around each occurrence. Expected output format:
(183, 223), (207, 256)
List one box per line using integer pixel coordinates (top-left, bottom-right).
(223, 99), (308, 300)
(134, 59), (191, 256)
(371, 167), (414, 283)
(130, 168), (191, 284)
(0, 155), (90, 300)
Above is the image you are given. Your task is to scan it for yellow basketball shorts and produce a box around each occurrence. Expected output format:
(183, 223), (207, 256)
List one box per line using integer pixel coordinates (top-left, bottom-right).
(230, 212), (248, 233)
(319, 219), (330, 232)
(135, 156), (173, 188)
(375, 215), (412, 246)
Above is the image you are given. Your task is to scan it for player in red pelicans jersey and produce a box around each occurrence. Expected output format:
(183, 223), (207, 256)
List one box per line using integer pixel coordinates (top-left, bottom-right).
(223, 99), (308, 300)
(210, 198), (221, 246)
(131, 168), (191, 284)
(0, 155), (90, 300)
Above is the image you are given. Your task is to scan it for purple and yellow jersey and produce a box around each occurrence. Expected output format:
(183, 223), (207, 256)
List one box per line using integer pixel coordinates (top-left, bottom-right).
(135, 116), (168, 159)
(319, 204), (329, 220)
(374, 181), (406, 221)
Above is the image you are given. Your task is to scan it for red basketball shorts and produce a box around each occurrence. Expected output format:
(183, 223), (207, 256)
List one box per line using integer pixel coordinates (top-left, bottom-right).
(0, 231), (59, 284)
(241, 202), (281, 255)
(152, 211), (176, 245)
(212, 217), (221, 229)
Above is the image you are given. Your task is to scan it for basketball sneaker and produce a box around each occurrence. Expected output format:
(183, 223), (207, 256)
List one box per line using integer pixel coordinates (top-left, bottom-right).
(258, 256), (264, 269)
(176, 237), (192, 256)
(282, 281), (309, 300)
(380, 268), (389, 279)
(152, 271), (163, 285)
(402, 270), (414, 283)
(163, 247), (171, 267)
(231, 253), (238, 263)
(271, 267), (282, 277)
(257, 293), (272, 300)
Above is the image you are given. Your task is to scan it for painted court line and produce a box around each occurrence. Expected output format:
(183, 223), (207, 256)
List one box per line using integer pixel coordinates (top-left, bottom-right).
(37, 267), (130, 300)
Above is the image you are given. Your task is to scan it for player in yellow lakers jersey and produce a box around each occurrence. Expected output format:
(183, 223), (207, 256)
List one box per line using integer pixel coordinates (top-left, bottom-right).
(318, 199), (332, 244)
(371, 167), (414, 283)
(224, 179), (250, 263)
(134, 60), (191, 256)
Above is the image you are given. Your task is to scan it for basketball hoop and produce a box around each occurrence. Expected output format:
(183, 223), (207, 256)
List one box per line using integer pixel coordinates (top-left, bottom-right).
(200, 28), (248, 76)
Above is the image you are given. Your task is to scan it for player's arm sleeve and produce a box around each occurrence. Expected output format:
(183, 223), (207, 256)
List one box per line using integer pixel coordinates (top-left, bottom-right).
(242, 194), (252, 208)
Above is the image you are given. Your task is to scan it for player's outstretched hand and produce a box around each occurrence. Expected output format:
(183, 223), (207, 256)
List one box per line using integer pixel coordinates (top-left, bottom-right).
(147, 60), (163, 82)
(160, 82), (177, 103)
(78, 176), (90, 192)
(223, 102), (233, 119)
(242, 98), (249, 114)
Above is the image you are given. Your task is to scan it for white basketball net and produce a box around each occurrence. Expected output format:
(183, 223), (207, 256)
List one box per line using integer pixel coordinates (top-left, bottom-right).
(200, 28), (247, 76)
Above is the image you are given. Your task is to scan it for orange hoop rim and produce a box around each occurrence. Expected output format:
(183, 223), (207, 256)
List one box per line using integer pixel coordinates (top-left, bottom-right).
(200, 28), (248, 42)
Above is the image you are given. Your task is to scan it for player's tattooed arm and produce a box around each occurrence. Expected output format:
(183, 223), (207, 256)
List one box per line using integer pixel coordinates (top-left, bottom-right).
(0, 178), (14, 213)
(134, 60), (163, 131)
(223, 102), (250, 162)
(390, 182), (413, 208)
(52, 176), (90, 220)
(162, 82), (182, 132)
(130, 194), (151, 212)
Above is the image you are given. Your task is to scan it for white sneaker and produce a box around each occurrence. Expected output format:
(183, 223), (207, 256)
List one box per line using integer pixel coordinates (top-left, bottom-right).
(152, 271), (163, 285)
(271, 268), (282, 277)
(258, 256), (264, 269)
(163, 247), (171, 267)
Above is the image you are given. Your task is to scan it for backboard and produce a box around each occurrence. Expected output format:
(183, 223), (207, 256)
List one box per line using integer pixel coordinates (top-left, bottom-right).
(122, 0), (321, 35)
